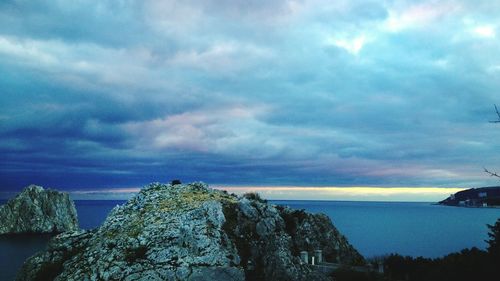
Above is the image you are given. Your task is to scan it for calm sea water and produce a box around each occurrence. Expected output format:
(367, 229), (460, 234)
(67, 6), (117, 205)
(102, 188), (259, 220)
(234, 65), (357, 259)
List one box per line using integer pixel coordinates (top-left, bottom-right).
(0, 200), (122, 281)
(274, 201), (500, 258)
(0, 200), (499, 280)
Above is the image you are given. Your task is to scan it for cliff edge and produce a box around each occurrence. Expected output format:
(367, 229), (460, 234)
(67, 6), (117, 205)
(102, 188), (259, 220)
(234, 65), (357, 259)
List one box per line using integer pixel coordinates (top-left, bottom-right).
(17, 182), (363, 281)
(0, 185), (79, 235)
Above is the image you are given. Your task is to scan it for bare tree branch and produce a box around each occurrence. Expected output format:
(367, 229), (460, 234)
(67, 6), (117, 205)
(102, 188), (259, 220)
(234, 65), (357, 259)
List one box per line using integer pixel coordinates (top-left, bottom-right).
(485, 105), (500, 179)
(484, 167), (500, 179)
(489, 104), (500, 123)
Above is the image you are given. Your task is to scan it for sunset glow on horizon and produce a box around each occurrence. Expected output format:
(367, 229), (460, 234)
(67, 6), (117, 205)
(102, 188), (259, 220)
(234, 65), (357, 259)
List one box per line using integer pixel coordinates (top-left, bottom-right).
(214, 186), (467, 201)
(40, 185), (470, 202)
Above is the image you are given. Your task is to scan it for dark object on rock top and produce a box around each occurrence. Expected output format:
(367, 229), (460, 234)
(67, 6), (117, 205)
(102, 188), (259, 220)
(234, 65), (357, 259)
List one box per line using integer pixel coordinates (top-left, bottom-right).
(171, 179), (182, 185)
(0, 185), (79, 235)
(17, 182), (363, 281)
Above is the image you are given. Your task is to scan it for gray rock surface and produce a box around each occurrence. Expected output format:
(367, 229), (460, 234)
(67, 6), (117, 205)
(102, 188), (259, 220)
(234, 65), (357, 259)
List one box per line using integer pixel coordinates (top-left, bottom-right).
(17, 182), (363, 281)
(0, 185), (78, 235)
(277, 206), (365, 265)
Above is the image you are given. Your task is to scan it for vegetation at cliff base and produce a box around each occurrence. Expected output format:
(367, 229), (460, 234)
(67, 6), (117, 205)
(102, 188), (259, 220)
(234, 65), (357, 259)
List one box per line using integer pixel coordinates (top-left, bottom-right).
(486, 219), (500, 262)
(333, 218), (500, 281)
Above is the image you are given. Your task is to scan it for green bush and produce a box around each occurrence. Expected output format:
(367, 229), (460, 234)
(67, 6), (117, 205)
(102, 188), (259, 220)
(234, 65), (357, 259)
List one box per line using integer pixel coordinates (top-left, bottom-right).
(243, 192), (267, 203)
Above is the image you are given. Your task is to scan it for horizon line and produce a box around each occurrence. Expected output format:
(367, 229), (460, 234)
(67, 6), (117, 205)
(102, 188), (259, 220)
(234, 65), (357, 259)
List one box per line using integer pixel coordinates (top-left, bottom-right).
(0, 185), (468, 202)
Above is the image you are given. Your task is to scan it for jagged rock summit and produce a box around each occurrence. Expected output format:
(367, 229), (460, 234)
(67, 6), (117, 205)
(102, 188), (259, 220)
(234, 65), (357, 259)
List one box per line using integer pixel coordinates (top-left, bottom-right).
(0, 185), (79, 235)
(17, 182), (363, 281)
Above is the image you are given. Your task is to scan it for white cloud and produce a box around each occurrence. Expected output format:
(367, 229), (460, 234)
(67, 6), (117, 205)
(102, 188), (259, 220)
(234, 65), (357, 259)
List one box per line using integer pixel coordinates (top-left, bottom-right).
(167, 41), (274, 72)
(472, 25), (496, 38)
(383, 2), (460, 32)
(328, 35), (367, 55)
(122, 105), (271, 153)
(0, 36), (58, 65)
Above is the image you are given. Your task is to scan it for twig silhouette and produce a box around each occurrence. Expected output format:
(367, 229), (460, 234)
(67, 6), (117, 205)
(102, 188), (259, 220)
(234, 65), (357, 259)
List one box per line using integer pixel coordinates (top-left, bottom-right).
(489, 104), (500, 123)
(484, 168), (500, 179)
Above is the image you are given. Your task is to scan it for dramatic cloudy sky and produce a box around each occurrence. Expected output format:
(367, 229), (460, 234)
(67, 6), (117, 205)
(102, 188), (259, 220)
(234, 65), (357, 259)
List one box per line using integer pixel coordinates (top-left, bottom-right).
(2, 0), (500, 195)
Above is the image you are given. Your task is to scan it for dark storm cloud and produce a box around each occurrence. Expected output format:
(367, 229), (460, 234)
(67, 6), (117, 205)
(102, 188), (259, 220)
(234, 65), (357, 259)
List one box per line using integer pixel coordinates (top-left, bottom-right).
(0, 0), (148, 46)
(2, 0), (500, 191)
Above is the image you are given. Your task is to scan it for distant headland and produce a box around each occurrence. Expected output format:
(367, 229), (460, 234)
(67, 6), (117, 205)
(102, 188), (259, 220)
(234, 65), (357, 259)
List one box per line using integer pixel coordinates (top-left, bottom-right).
(438, 186), (500, 207)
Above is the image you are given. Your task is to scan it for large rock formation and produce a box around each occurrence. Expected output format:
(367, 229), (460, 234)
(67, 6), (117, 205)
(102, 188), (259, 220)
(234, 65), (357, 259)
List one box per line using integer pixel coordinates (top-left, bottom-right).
(0, 185), (79, 235)
(17, 182), (363, 281)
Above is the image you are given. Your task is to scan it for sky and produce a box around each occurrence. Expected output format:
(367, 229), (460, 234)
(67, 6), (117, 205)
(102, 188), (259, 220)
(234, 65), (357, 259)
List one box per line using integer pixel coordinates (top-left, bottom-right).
(1, 0), (500, 200)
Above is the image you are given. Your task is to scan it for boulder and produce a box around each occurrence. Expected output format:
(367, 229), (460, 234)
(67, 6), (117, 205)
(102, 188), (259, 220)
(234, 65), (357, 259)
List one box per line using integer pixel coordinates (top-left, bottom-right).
(0, 185), (78, 235)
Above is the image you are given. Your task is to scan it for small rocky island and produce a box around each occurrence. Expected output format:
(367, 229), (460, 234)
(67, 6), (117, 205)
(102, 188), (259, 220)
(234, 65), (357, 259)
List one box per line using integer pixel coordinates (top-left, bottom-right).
(0, 185), (79, 235)
(439, 186), (500, 207)
(17, 182), (363, 281)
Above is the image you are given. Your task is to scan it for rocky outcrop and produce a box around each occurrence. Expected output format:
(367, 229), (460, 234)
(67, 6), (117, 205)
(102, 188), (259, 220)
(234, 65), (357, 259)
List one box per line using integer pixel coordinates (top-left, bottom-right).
(277, 206), (364, 265)
(0, 185), (79, 235)
(17, 182), (363, 281)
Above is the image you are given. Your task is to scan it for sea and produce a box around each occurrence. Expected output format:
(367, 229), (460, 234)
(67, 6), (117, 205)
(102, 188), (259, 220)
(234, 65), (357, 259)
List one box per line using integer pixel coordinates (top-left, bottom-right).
(1, 200), (499, 280)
